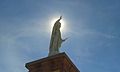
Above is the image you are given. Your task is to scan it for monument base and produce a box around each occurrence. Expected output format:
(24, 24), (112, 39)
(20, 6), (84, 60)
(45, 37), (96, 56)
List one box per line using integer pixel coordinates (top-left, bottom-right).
(25, 52), (80, 72)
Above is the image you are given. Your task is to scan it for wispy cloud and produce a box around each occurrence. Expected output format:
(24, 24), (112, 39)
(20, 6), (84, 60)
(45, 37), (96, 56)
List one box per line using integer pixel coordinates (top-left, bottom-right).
(0, 18), (51, 72)
(70, 29), (119, 39)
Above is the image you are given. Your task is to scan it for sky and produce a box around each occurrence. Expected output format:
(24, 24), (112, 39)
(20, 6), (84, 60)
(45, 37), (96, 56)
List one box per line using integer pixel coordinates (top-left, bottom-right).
(0, 0), (120, 72)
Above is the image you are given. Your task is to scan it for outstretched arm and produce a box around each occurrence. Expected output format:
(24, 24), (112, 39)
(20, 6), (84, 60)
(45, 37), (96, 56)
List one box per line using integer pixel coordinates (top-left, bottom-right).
(57, 16), (62, 22)
(60, 16), (62, 20)
(62, 37), (68, 42)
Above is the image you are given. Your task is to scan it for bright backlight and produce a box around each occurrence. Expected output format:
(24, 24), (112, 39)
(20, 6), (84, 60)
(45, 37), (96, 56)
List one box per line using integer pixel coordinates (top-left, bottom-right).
(50, 17), (66, 32)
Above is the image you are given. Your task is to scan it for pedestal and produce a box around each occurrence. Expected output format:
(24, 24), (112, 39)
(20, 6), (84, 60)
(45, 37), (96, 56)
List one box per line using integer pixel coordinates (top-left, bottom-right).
(25, 52), (80, 72)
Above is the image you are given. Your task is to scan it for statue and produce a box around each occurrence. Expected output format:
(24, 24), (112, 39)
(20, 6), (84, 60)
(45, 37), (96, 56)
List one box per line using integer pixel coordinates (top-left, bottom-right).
(48, 16), (67, 56)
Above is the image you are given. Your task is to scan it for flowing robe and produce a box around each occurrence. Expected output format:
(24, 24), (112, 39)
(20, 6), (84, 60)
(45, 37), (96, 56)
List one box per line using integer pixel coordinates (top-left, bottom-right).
(49, 19), (63, 56)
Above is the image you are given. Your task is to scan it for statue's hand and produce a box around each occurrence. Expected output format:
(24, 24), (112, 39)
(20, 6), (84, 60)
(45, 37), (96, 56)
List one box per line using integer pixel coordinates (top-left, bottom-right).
(62, 38), (68, 42)
(57, 16), (62, 22)
(60, 16), (62, 20)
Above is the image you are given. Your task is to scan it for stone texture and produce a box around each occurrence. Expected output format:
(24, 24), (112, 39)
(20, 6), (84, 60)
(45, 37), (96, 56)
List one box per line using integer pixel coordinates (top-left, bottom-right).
(25, 52), (80, 72)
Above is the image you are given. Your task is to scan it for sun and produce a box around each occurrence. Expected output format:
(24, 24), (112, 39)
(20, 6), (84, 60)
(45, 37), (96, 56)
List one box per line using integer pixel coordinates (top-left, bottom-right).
(50, 17), (66, 32)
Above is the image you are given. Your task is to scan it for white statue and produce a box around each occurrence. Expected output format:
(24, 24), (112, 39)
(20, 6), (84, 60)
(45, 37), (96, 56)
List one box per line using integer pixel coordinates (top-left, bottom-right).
(48, 16), (67, 56)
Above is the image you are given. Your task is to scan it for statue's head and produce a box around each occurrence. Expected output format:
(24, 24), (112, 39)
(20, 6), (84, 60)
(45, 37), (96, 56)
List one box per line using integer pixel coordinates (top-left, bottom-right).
(55, 22), (61, 30)
(54, 16), (62, 30)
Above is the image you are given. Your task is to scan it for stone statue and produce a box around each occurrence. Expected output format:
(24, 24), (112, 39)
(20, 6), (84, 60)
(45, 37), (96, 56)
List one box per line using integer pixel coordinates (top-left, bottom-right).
(48, 16), (67, 56)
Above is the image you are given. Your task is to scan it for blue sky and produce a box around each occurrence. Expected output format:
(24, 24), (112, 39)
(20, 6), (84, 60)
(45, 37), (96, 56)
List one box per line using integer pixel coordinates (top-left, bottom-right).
(0, 0), (120, 72)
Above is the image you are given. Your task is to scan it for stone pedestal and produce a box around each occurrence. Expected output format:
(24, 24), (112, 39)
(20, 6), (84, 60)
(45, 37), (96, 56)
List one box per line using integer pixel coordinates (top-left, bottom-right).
(25, 52), (80, 72)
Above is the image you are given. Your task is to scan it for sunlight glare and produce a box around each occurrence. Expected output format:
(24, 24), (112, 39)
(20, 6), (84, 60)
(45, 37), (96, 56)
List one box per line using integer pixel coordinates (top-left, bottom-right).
(50, 17), (66, 32)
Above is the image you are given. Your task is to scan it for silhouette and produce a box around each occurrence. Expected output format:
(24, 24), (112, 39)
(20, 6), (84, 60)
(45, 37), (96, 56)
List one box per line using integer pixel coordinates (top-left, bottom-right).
(49, 16), (67, 56)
